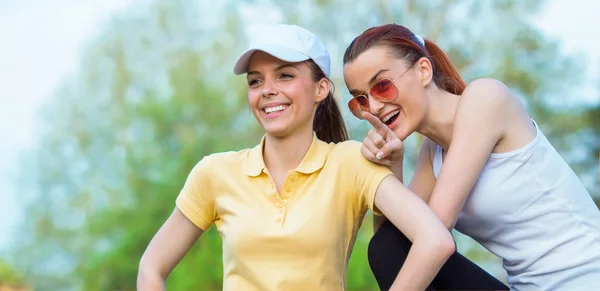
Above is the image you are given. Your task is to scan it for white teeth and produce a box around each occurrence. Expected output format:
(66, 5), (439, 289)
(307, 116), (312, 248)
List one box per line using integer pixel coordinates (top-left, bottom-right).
(264, 105), (288, 114)
(382, 110), (400, 123)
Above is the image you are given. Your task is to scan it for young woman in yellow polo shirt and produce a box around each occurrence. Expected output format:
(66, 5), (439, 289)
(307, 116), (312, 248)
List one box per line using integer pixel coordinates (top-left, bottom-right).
(137, 24), (455, 291)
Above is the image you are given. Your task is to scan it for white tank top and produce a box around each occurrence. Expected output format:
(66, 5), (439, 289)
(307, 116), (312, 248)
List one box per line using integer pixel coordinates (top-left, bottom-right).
(432, 120), (600, 291)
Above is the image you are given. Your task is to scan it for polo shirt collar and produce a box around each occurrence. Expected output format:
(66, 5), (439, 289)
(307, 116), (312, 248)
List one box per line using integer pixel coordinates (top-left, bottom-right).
(244, 133), (331, 177)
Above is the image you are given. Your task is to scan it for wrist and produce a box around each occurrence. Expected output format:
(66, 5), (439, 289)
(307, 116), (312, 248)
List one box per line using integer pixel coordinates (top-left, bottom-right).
(389, 161), (403, 182)
(390, 158), (404, 170)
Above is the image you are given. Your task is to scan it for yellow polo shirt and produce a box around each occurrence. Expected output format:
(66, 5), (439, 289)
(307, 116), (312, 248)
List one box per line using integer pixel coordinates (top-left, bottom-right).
(176, 134), (393, 291)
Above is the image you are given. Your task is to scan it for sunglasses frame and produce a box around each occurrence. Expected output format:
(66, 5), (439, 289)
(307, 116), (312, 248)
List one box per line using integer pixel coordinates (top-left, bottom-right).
(348, 63), (417, 119)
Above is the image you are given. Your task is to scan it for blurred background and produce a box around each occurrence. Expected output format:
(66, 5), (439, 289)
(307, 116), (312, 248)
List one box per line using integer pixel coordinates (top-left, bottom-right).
(1, 0), (599, 290)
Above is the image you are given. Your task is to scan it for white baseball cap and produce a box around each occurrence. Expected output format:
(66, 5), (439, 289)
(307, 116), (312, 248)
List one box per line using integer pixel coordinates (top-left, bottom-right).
(233, 24), (331, 77)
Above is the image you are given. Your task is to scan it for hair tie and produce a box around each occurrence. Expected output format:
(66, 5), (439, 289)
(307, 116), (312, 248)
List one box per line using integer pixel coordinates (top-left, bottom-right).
(414, 34), (425, 46)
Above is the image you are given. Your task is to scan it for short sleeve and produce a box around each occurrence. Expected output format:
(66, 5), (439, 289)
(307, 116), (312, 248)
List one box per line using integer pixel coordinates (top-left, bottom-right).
(175, 156), (217, 231)
(335, 141), (394, 215)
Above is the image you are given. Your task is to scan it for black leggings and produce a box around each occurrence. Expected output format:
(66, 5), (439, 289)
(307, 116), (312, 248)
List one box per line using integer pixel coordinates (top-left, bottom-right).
(369, 220), (509, 291)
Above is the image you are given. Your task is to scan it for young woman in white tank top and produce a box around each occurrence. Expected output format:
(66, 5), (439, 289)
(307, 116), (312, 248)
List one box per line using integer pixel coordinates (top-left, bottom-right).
(343, 24), (600, 291)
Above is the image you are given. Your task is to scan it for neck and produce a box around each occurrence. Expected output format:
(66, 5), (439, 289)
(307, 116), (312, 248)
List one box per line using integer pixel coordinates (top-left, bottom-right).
(263, 127), (314, 174)
(416, 86), (460, 150)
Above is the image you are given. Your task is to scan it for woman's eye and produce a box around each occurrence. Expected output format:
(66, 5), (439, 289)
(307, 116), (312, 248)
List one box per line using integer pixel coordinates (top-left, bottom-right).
(280, 73), (293, 79)
(248, 79), (260, 86)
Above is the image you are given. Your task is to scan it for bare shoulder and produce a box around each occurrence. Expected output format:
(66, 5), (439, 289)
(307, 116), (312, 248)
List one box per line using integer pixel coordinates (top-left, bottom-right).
(456, 78), (535, 152)
(462, 78), (518, 105)
(458, 78), (524, 121)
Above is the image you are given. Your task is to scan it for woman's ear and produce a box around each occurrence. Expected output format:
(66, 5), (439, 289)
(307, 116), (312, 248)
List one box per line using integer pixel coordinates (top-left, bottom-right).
(315, 78), (330, 102)
(417, 57), (434, 87)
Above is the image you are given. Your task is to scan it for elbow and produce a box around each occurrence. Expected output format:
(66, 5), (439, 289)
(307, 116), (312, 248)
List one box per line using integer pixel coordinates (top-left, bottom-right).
(411, 231), (455, 266)
(436, 220), (456, 258)
(439, 233), (456, 259)
(137, 258), (152, 287)
(424, 231), (455, 263)
(137, 254), (166, 290)
(422, 228), (456, 261)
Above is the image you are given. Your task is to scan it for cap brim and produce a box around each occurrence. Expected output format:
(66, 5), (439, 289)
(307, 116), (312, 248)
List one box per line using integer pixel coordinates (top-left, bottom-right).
(233, 43), (310, 75)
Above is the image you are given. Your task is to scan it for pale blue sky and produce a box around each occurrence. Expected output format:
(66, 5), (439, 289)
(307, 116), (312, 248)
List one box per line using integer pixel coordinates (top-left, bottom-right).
(1, 0), (599, 251)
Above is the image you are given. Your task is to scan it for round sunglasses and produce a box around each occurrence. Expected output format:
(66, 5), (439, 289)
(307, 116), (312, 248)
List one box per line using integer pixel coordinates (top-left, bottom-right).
(348, 63), (416, 119)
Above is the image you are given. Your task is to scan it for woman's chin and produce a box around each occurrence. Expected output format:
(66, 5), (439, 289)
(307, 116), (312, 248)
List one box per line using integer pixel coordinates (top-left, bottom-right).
(263, 123), (292, 138)
(393, 125), (411, 141)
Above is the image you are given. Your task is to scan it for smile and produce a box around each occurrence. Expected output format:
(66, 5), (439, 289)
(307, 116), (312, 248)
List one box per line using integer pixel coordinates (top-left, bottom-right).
(381, 110), (400, 125)
(264, 105), (289, 114)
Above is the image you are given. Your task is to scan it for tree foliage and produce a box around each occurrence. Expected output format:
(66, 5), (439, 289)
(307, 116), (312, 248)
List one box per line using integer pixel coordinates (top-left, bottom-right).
(11, 0), (598, 290)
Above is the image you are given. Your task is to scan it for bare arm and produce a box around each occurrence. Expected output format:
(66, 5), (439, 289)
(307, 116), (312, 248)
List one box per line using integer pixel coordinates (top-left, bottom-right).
(406, 137), (437, 202)
(137, 207), (204, 291)
(428, 78), (514, 230)
(361, 111), (438, 232)
(373, 138), (437, 231)
(372, 157), (402, 230)
(375, 175), (455, 291)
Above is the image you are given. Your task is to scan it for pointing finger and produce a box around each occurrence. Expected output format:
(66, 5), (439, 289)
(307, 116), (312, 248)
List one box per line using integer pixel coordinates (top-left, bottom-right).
(361, 111), (389, 133)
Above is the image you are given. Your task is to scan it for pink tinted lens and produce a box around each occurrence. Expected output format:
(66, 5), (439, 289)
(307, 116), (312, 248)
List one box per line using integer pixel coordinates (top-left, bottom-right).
(370, 79), (396, 101)
(348, 96), (368, 118)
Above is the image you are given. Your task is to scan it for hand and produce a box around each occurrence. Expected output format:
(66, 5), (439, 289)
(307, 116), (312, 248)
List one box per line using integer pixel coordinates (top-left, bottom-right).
(360, 111), (405, 166)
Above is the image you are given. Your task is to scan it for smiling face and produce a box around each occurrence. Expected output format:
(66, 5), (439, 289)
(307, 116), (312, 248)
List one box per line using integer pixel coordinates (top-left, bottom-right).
(246, 51), (328, 138)
(343, 46), (432, 140)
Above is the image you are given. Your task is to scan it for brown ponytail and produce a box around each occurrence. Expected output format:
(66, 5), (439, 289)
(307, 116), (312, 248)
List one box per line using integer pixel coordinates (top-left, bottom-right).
(423, 39), (466, 95)
(343, 24), (466, 95)
(306, 60), (349, 144)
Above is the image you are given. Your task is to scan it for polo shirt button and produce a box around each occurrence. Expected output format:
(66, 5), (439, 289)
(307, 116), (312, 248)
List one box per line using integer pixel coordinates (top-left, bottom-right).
(282, 200), (288, 205)
(276, 217), (282, 222)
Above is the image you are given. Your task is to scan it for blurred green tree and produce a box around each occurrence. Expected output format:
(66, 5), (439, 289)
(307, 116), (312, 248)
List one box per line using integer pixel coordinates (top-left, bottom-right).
(11, 0), (598, 290)
(0, 259), (27, 288)
(12, 1), (257, 290)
